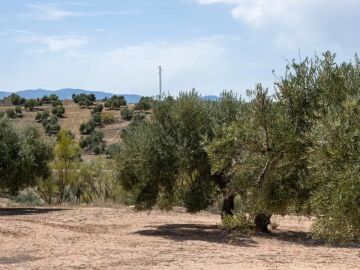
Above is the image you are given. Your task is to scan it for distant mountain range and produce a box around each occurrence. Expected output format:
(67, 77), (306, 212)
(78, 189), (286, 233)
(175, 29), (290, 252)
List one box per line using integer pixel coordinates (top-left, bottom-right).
(0, 88), (219, 103)
(0, 88), (142, 103)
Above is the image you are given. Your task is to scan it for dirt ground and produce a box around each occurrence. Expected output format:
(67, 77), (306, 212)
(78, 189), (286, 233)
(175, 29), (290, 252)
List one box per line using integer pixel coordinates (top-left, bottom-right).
(0, 206), (359, 270)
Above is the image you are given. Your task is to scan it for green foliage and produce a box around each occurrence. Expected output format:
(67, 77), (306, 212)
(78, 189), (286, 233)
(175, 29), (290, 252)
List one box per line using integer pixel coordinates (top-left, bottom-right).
(105, 143), (121, 159)
(5, 108), (16, 118)
(35, 110), (49, 123)
(72, 93), (96, 107)
(24, 99), (41, 111)
(53, 129), (81, 203)
(45, 115), (61, 135)
(9, 93), (25, 105)
(101, 112), (116, 124)
(52, 105), (65, 118)
(104, 95), (127, 110)
(74, 158), (121, 203)
(121, 106), (134, 121)
(41, 94), (59, 104)
(79, 130), (105, 155)
(0, 118), (53, 195)
(115, 90), (218, 212)
(92, 113), (103, 127)
(92, 104), (103, 114)
(221, 214), (252, 235)
(11, 191), (44, 206)
(79, 120), (96, 135)
(135, 96), (154, 111)
(51, 100), (62, 107)
(5, 107), (23, 118)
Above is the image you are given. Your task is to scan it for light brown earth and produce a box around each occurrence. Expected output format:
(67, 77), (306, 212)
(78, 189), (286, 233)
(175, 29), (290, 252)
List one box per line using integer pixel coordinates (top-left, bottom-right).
(0, 206), (359, 270)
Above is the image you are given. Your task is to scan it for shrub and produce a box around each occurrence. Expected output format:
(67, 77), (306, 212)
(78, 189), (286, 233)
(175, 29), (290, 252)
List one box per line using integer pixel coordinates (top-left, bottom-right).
(24, 99), (41, 111)
(80, 130), (105, 154)
(135, 96), (154, 111)
(6, 108), (16, 118)
(221, 214), (252, 237)
(92, 113), (103, 127)
(11, 191), (44, 206)
(9, 94), (25, 105)
(52, 105), (65, 118)
(45, 115), (61, 135)
(105, 143), (121, 158)
(121, 107), (134, 121)
(35, 111), (49, 123)
(51, 100), (62, 107)
(72, 93), (96, 107)
(92, 104), (103, 114)
(101, 112), (116, 124)
(79, 120), (96, 135)
(15, 105), (22, 115)
(104, 95), (126, 110)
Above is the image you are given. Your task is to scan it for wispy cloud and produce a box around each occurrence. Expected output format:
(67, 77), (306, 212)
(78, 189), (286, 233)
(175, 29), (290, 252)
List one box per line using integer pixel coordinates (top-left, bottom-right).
(20, 3), (142, 20)
(5, 29), (88, 52)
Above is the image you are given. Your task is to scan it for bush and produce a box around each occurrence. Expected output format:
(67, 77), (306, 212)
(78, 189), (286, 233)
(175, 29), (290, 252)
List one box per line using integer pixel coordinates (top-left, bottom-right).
(15, 106), (22, 116)
(92, 104), (103, 114)
(51, 100), (62, 107)
(79, 120), (96, 135)
(80, 130), (105, 154)
(11, 191), (44, 206)
(72, 93), (96, 108)
(6, 108), (16, 118)
(92, 113), (103, 127)
(105, 143), (121, 158)
(24, 99), (39, 111)
(101, 112), (116, 124)
(121, 107), (134, 121)
(45, 115), (61, 135)
(104, 95), (126, 110)
(52, 105), (65, 118)
(135, 96), (154, 111)
(221, 214), (252, 236)
(35, 111), (49, 123)
(9, 94), (25, 105)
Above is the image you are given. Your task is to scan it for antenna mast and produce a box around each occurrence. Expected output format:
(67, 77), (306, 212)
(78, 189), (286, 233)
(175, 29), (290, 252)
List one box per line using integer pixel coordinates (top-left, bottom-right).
(158, 66), (162, 100)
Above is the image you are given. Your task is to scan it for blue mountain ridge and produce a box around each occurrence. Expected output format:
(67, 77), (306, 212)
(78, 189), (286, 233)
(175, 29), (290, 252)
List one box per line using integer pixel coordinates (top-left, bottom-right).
(0, 89), (219, 103)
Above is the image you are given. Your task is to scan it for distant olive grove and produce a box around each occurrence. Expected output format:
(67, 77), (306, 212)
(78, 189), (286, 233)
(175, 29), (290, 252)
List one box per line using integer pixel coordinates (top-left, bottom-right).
(0, 52), (359, 242)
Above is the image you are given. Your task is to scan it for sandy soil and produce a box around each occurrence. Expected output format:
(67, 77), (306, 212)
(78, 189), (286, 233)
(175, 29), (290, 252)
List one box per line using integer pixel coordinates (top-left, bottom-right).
(0, 206), (359, 270)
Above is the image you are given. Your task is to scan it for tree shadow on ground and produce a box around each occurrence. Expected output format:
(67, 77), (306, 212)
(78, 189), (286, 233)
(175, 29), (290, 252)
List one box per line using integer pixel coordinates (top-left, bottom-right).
(0, 207), (71, 217)
(258, 230), (360, 249)
(135, 223), (360, 249)
(134, 223), (258, 247)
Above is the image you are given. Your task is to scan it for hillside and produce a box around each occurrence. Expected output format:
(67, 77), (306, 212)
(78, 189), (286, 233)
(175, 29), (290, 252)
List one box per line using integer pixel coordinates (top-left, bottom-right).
(0, 100), (129, 159)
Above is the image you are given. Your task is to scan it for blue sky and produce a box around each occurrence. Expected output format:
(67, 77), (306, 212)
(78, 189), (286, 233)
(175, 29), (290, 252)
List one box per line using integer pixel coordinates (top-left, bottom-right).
(0, 0), (359, 96)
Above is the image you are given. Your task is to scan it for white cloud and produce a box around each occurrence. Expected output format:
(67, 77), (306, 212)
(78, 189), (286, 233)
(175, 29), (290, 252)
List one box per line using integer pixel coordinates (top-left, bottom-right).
(195, 0), (360, 49)
(43, 36), (88, 51)
(7, 30), (88, 52)
(22, 3), (141, 20)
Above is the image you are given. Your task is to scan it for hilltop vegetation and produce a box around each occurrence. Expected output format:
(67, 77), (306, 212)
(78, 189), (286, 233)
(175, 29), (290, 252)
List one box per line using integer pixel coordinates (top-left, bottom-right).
(1, 52), (360, 243)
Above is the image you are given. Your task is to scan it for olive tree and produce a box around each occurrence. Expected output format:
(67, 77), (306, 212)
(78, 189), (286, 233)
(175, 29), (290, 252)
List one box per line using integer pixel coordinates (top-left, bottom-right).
(0, 117), (53, 195)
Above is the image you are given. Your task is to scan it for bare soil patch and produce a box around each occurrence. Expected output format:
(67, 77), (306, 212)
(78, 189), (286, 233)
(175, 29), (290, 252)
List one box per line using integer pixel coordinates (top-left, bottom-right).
(0, 206), (359, 269)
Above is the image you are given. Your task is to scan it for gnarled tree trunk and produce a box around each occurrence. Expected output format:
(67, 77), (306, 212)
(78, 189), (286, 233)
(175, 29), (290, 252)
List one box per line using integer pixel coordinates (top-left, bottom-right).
(254, 213), (271, 233)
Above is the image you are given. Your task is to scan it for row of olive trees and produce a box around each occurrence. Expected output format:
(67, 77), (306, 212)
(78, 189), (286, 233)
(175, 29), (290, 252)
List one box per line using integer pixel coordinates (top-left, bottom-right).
(113, 52), (360, 242)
